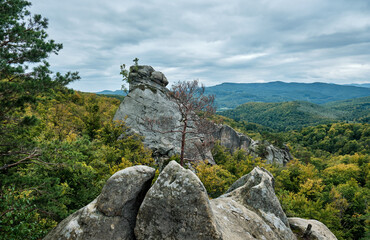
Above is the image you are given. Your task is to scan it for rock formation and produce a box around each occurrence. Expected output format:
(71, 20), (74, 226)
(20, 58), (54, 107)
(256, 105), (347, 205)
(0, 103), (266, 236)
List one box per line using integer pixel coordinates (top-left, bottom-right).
(113, 65), (292, 165)
(44, 162), (337, 240)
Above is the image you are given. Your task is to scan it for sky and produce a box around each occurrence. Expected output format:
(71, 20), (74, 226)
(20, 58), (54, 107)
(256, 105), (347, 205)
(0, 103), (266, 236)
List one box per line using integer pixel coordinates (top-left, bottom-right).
(30, 0), (370, 92)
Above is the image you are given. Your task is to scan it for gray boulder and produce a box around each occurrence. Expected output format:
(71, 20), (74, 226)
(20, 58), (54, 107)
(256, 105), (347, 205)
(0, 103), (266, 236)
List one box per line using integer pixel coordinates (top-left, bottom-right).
(211, 198), (289, 240)
(43, 165), (155, 240)
(222, 166), (296, 239)
(289, 217), (338, 240)
(135, 160), (222, 240)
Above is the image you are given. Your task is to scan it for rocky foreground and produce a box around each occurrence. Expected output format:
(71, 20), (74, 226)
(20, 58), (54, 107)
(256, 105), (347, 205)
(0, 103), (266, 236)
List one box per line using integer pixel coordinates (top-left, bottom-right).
(44, 161), (337, 240)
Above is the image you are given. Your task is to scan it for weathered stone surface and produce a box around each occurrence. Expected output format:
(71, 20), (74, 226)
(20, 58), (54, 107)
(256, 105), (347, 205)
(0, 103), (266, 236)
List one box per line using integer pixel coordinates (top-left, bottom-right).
(43, 165), (155, 240)
(213, 124), (252, 151)
(135, 160), (222, 240)
(211, 197), (284, 240)
(222, 166), (296, 239)
(249, 140), (293, 165)
(289, 217), (338, 240)
(114, 65), (215, 164)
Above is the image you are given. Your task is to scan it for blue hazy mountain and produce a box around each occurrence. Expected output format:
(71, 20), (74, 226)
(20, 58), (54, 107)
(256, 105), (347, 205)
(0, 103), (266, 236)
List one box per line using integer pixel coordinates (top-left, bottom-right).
(95, 90), (126, 95)
(205, 81), (370, 110)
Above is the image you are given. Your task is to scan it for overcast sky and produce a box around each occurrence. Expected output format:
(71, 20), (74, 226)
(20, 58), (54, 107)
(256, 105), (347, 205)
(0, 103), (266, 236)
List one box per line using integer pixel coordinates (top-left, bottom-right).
(30, 0), (370, 92)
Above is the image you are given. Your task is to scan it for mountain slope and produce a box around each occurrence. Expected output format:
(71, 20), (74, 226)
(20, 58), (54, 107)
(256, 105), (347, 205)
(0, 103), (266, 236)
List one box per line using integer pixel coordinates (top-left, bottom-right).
(219, 95), (370, 131)
(206, 81), (370, 109)
(324, 96), (370, 123)
(220, 101), (341, 131)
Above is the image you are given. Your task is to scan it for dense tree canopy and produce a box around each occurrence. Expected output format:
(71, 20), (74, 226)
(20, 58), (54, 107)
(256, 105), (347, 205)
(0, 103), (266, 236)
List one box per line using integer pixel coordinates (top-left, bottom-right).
(0, 0), (79, 172)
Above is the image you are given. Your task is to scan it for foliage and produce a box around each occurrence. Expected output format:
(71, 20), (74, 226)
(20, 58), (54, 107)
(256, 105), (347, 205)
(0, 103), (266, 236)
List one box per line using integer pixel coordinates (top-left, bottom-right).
(195, 161), (235, 198)
(323, 96), (370, 123)
(220, 101), (338, 131)
(0, 0), (79, 118)
(0, 90), (154, 238)
(0, 0), (79, 175)
(0, 187), (57, 240)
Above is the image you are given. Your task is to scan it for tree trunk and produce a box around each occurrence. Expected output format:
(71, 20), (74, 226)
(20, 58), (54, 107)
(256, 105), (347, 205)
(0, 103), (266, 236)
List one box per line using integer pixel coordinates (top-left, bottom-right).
(180, 120), (187, 166)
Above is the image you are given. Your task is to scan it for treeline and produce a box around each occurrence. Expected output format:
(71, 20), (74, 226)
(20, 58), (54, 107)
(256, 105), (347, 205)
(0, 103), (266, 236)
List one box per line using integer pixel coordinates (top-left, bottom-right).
(0, 89), (154, 239)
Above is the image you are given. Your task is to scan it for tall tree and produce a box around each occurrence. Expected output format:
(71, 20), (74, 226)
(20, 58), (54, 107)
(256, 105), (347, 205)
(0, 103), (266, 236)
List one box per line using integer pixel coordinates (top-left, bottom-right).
(0, 0), (79, 171)
(149, 80), (215, 166)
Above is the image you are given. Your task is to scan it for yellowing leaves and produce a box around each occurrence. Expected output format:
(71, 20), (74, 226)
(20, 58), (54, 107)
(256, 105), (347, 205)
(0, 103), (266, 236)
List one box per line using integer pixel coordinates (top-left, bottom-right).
(323, 163), (361, 185)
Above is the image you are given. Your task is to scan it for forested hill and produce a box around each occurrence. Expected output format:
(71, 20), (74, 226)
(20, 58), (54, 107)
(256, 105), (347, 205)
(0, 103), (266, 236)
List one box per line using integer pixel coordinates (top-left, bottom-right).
(205, 81), (370, 110)
(220, 96), (370, 131)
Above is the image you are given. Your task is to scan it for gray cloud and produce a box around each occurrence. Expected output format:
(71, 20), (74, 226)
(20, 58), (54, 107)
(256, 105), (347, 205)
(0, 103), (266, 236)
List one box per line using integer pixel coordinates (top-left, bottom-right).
(30, 0), (370, 92)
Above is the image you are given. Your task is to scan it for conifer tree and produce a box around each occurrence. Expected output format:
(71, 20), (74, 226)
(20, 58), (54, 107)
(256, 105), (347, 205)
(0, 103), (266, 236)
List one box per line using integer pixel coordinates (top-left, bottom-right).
(0, 0), (79, 171)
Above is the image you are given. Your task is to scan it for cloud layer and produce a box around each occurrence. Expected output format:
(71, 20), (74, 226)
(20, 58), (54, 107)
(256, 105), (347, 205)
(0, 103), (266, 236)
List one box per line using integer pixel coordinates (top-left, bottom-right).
(30, 0), (370, 91)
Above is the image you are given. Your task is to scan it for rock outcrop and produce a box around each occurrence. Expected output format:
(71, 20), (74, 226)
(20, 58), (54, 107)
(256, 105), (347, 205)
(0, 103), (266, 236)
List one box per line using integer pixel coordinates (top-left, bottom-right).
(44, 162), (337, 240)
(114, 65), (212, 163)
(114, 65), (292, 165)
(289, 217), (338, 240)
(43, 166), (155, 240)
(221, 167), (295, 239)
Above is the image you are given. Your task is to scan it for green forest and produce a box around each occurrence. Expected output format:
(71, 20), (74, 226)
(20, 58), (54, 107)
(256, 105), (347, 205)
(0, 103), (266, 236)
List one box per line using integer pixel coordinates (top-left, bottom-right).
(1, 1), (369, 240)
(220, 97), (370, 131)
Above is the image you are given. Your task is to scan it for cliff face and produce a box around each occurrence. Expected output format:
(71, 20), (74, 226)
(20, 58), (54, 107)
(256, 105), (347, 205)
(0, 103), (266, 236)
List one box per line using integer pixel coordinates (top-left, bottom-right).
(44, 163), (337, 240)
(113, 65), (292, 165)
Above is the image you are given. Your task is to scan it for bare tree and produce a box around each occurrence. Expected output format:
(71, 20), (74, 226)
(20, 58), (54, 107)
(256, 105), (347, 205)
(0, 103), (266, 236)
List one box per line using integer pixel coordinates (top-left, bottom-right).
(148, 80), (215, 166)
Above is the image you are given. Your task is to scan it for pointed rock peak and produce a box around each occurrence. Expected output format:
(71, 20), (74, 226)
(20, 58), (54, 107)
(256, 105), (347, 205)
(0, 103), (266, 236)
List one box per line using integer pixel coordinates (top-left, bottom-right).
(224, 166), (289, 227)
(226, 166), (274, 194)
(135, 160), (222, 240)
(128, 65), (168, 92)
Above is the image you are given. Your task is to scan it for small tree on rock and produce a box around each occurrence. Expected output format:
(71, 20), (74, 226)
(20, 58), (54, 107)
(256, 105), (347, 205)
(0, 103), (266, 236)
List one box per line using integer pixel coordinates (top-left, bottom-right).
(149, 79), (216, 166)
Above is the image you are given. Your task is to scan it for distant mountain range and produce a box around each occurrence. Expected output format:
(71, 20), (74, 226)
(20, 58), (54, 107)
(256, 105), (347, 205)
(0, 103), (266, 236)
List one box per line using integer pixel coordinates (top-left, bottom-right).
(95, 90), (126, 95)
(346, 83), (370, 88)
(219, 96), (370, 131)
(205, 81), (370, 110)
(95, 82), (370, 113)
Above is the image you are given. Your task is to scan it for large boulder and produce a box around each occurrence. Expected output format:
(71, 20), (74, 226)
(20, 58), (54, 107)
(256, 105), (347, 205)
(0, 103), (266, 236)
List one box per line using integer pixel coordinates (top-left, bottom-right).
(222, 166), (295, 239)
(114, 65), (213, 164)
(114, 65), (292, 166)
(289, 217), (338, 240)
(135, 160), (222, 240)
(211, 198), (288, 240)
(43, 165), (155, 240)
